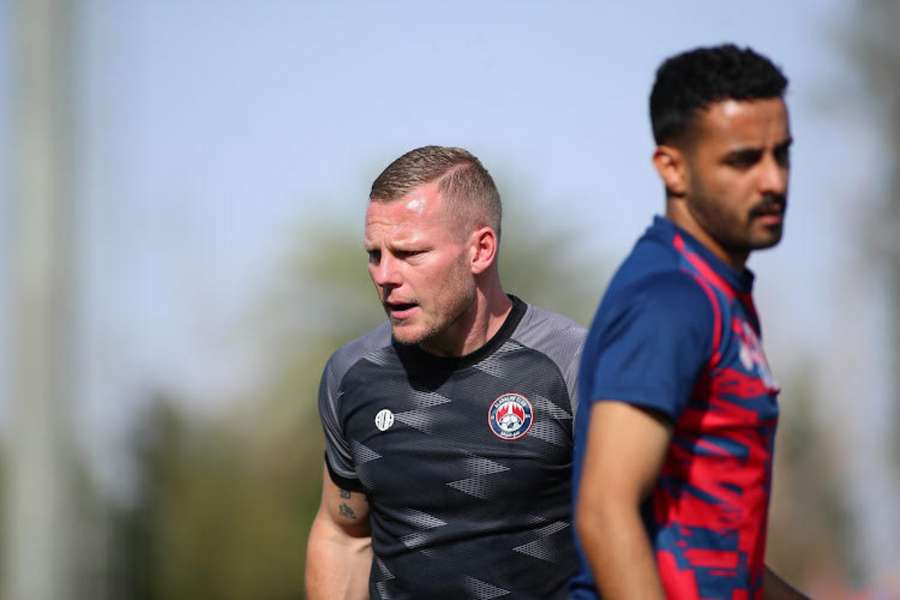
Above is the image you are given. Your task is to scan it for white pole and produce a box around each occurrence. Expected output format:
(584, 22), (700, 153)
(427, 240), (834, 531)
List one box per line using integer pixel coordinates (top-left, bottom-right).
(5, 1), (77, 599)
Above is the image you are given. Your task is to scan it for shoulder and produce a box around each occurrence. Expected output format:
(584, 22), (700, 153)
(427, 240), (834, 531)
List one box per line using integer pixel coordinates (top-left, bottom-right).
(587, 269), (715, 355)
(512, 302), (586, 367)
(322, 322), (393, 388)
(580, 270), (717, 417)
(613, 270), (714, 325)
(635, 270), (714, 310)
(514, 303), (585, 345)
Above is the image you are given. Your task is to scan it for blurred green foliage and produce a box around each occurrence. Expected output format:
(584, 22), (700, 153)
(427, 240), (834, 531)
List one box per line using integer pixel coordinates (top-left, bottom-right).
(112, 193), (867, 597)
(113, 201), (861, 596)
(114, 205), (606, 599)
(850, 0), (900, 469)
(767, 364), (859, 586)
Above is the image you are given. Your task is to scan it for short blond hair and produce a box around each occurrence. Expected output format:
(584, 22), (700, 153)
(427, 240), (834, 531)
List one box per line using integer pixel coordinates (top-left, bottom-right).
(370, 145), (502, 238)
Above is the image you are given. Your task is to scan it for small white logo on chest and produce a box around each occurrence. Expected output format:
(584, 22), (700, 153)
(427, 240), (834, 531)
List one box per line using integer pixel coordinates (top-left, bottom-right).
(374, 409), (395, 432)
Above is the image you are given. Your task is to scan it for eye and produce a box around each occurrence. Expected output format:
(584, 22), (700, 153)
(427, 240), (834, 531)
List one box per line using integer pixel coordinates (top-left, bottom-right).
(724, 150), (762, 169)
(396, 249), (425, 260)
(366, 249), (381, 264)
(774, 145), (791, 168)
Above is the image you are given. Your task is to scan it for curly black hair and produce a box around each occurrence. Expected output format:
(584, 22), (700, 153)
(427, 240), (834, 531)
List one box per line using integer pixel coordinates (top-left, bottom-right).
(650, 44), (788, 145)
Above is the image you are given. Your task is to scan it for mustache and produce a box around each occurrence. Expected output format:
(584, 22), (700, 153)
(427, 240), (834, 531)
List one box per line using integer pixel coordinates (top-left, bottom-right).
(749, 194), (787, 218)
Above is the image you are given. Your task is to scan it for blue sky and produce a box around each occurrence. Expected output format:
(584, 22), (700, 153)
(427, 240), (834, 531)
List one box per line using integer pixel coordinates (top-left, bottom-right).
(60, 0), (865, 427)
(2, 0), (896, 583)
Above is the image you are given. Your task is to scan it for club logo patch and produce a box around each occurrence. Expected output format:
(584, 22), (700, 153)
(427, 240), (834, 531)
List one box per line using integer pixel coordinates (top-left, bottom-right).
(374, 409), (395, 432)
(488, 393), (534, 440)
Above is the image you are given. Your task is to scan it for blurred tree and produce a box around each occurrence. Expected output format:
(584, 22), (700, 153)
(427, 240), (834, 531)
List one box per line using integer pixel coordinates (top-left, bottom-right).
(828, 3), (900, 592)
(113, 192), (859, 598)
(848, 0), (900, 466)
(766, 364), (858, 592)
(0, 450), (4, 592)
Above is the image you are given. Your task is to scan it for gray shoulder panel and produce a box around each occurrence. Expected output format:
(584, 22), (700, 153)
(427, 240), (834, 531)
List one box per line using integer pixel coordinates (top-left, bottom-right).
(327, 322), (393, 385)
(510, 304), (586, 414)
(319, 322), (392, 484)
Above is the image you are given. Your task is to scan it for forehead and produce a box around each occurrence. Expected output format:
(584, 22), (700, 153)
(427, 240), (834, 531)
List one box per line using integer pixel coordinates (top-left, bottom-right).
(365, 182), (454, 242)
(692, 98), (790, 148)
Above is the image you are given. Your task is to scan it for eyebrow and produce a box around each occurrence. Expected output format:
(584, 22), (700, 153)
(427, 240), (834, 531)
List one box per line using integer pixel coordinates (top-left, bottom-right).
(363, 236), (425, 251)
(724, 136), (793, 157)
(722, 148), (763, 164)
(775, 137), (793, 150)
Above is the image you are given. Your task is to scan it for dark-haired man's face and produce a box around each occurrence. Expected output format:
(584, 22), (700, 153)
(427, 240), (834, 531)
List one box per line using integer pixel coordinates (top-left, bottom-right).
(680, 98), (791, 267)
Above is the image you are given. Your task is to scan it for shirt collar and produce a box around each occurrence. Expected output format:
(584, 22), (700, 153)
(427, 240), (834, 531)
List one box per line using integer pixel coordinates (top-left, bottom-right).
(650, 215), (755, 293)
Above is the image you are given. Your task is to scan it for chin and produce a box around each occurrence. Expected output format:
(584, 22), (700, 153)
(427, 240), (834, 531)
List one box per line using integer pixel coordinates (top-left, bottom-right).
(752, 233), (783, 250)
(391, 329), (420, 346)
(743, 225), (783, 250)
(390, 324), (430, 347)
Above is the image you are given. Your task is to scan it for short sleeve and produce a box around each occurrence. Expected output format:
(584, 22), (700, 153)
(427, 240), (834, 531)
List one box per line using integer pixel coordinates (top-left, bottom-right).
(583, 272), (714, 420)
(317, 357), (365, 491)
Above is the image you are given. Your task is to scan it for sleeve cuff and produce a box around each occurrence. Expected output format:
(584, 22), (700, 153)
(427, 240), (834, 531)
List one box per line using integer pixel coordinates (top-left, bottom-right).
(324, 452), (366, 493)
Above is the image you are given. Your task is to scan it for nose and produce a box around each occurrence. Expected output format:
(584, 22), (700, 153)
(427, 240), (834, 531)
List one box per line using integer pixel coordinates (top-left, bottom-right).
(369, 253), (402, 289)
(760, 154), (788, 196)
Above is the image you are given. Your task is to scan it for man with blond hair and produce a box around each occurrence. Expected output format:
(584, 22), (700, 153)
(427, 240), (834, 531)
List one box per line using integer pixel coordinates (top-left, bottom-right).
(306, 146), (585, 599)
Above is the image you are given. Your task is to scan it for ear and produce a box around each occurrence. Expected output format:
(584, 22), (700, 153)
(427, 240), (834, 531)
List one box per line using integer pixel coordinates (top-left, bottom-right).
(652, 144), (688, 198)
(468, 226), (497, 275)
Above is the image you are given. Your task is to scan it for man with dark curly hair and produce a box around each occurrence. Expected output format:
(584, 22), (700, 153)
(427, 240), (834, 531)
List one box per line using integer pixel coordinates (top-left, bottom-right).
(571, 45), (807, 599)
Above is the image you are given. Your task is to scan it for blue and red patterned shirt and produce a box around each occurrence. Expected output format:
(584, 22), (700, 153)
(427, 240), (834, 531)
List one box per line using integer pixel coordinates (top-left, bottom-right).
(571, 216), (780, 600)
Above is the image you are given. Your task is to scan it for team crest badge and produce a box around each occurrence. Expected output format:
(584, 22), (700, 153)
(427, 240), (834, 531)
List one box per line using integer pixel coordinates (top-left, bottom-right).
(734, 318), (780, 392)
(488, 393), (534, 440)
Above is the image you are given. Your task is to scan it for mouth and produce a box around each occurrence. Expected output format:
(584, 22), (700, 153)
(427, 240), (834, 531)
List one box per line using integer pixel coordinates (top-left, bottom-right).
(750, 201), (786, 226)
(384, 301), (418, 320)
(752, 210), (784, 226)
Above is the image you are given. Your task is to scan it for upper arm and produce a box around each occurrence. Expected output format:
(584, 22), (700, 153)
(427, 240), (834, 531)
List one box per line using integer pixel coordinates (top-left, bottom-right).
(318, 359), (360, 486)
(315, 465), (371, 539)
(581, 272), (714, 420)
(577, 273), (713, 513)
(306, 467), (372, 600)
(577, 401), (673, 513)
(314, 353), (371, 540)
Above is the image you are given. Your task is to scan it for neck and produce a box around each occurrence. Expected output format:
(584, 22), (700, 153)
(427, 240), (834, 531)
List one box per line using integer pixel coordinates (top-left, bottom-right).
(665, 201), (748, 271)
(419, 274), (512, 358)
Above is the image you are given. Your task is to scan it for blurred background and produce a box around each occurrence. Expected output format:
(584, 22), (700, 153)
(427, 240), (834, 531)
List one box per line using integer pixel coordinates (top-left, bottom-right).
(2, 0), (900, 598)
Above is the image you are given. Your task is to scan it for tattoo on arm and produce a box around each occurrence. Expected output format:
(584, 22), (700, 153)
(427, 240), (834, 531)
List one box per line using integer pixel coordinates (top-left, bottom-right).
(340, 489), (351, 499)
(338, 503), (357, 520)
